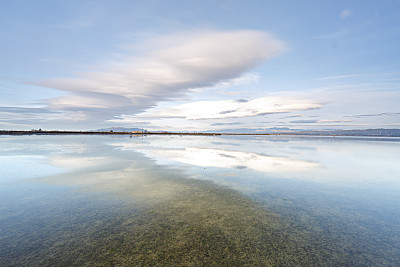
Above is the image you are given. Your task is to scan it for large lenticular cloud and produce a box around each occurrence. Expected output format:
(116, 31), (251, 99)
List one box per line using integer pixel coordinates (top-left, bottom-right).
(32, 30), (286, 123)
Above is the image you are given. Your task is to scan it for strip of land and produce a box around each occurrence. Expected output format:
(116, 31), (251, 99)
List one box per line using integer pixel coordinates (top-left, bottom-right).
(1, 129), (399, 137)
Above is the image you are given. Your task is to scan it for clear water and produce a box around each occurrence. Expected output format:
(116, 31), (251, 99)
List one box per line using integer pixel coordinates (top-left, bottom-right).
(0, 135), (399, 266)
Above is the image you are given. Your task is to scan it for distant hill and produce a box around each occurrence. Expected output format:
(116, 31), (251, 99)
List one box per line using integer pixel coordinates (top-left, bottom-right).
(93, 127), (146, 132)
(206, 128), (400, 137)
(285, 128), (400, 137)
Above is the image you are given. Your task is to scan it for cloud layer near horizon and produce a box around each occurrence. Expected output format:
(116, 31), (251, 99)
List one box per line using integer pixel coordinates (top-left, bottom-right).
(131, 96), (322, 120)
(29, 30), (286, 126)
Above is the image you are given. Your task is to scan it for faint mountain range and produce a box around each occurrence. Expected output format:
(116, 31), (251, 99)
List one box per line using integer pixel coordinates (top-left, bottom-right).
(280, 128), (400, 137)
(206, 128), (400, 137)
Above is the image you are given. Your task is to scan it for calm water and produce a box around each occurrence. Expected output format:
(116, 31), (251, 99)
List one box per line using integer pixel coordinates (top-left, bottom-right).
(0, 135), (399, 266)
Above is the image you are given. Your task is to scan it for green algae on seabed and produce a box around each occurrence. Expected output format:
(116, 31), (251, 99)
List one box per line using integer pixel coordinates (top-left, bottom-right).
(1, 170), (393, 267)
(1, 174), (282, 266)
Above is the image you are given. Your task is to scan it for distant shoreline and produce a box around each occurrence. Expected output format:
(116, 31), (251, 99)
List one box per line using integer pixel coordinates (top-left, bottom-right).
(1, 130), (400, 138)
(0, 130), (222, 136)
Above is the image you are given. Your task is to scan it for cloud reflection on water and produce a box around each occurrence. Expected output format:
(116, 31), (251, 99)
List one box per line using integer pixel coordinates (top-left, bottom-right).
(108, 136), (400, 190)
(133, 146), (319, 173)
(40, 150), (193, 202)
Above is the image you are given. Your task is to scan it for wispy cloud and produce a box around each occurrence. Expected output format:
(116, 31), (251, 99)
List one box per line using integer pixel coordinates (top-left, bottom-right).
(279, 114), (304, 119)
(290, 119), (352, 124)
(340, 8), (352, 19)
(211, 122), (242, 126)
(318, 74), (358, 80)
(313, 29), (350, 40)
(0, 106), (87, 122)
(346, 112), (400, 118)
(290, 120), (318, 124)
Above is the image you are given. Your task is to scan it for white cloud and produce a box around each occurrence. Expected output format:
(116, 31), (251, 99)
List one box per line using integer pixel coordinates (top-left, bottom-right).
(34, 30), (286, 121)
(340, 8), (352, 19)
(318, 74), (358, 80)
(135, 96), (322, 120)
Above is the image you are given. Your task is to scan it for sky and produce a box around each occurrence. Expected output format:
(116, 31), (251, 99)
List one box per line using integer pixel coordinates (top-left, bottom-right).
(1, 0), (400, 131)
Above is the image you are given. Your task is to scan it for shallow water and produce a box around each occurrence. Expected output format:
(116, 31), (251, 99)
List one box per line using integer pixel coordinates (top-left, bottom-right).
(0, 135), (399, 266)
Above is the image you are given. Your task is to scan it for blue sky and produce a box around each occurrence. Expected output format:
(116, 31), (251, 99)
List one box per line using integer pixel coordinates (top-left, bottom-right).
(1, 0), (400, 131)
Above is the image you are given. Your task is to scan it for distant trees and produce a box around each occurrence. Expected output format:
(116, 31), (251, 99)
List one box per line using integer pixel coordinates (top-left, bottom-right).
(31, 128), (42, 132)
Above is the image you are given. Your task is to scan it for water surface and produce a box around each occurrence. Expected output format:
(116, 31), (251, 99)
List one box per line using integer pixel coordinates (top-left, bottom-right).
(1, 135), (399, 266)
